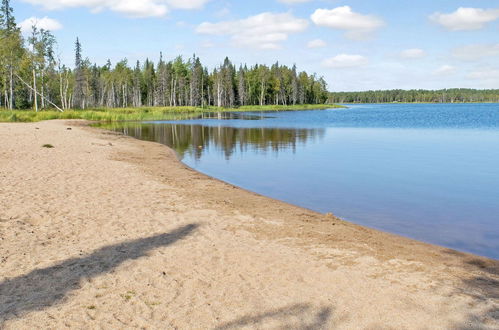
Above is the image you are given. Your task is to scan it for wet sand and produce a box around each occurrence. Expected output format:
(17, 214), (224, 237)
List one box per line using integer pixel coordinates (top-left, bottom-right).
(0, 120), (497, 329)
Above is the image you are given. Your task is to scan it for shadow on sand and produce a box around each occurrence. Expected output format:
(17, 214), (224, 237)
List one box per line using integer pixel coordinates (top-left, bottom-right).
(215, 303), (333, 330)
(443, 249), (499, 328)
(0, 224), (198, 323)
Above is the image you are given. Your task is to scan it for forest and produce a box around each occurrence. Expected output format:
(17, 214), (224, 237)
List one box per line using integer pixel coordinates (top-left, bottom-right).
(0, 1), (328, 112)
(328, 89), (499, 104)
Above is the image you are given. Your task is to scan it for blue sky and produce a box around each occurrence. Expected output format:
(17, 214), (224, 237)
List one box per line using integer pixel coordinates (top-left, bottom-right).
(12, 0), (499, 91)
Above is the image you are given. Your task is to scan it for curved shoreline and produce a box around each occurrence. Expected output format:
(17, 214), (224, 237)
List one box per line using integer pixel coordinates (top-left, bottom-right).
(93, 122), (495, 261)
(99, 120), (497, 260)
(1, 120), (497, 328)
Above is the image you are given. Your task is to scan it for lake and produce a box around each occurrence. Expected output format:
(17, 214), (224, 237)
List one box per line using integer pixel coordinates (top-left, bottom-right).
(101, 104), (499, 259)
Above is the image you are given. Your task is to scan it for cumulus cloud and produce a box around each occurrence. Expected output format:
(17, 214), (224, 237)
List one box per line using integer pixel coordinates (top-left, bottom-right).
(399, 48), (426, 59)
(311, 6), (384, 40)
(277, 0), (312, 4)
(196, 12), (308, 50)
(163, 0), (210, 10)
(452, 44), (499, 61)
(322, 54), (368, 68)
(433, 65), (456, 76)
(19, 16), (63, 33)
(430, 7), (499, 31)
(307, 39), (327, 48)
(20, 0), (211, 18)
(467, 68), (499, 80)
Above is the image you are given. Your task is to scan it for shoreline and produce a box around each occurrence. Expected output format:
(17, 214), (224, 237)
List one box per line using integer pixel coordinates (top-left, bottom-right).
(153, 135), (490, 260)
(102, 119), (497, 260)
(1, 120), (497, 328)
(90, 122), (496, 263)
(0, 104), (345, 123)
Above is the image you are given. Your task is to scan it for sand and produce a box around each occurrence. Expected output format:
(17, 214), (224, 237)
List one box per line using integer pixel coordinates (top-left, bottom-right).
(0, 120), (497, 329)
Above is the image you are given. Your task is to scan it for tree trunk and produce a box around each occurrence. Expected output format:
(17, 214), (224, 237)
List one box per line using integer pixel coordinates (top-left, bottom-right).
(33, 68), (38, 112)
(41, 70), (45, 109)
(9, 65), (14, 110)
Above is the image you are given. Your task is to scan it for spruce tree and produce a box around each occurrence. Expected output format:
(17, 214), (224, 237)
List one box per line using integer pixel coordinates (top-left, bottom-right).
(73, 38), (85, 108)
(0, 0), (16, 31)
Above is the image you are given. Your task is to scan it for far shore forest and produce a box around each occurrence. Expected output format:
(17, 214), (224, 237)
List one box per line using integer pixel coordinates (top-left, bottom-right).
(329, 89), (499, 104)
(1, 0), (499, 122)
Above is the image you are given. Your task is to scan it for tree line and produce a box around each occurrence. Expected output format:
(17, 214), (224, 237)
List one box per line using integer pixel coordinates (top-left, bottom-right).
(0, 1), (328, 111)
(328, 89), (499, 104)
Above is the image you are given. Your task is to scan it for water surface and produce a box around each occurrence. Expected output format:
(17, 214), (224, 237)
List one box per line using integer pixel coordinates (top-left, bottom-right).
(102, 104), (499, 259)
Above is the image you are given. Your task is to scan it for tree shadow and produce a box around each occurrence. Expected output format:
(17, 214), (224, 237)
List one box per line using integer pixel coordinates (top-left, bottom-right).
(0, 224), (198, 323)
(442, 249), (499, 328)
(215, 303), (333, 330)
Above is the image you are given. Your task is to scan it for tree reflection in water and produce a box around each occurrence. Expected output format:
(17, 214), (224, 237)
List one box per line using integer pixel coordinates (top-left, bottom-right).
(103, 120), (325, 160)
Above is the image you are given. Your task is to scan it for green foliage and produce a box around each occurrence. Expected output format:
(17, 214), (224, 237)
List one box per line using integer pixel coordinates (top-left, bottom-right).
(0, 104), (341, 123)
(329, 89), (499, 103)
(0, 0), (16, 31)
(42, 144), (54, 148)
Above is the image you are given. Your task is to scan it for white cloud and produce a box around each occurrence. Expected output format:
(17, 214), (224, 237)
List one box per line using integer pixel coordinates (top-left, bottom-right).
(20, 0), (211, 18)
(311, 6), (384, 40)
(430, 7), (499, 31)
(196, 12), (308, 50)
(399, 48), (426, 59)
(201, 40), (215, 48)
(322, 54), (368, 68)
(19, 16), (63, 33)
(452, 44), (499, 61)
(433, 65), (456, 76)
(163, 0), (209, 10)
(307, 39), (327, 48)
(467, 68), (499, 80)
(278, 0), (312, 4)
(215, 7), (230, 18)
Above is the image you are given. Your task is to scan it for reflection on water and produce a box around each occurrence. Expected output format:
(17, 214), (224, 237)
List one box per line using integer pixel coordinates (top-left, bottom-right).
(103, 121), (325, 160)
(184, 112), (272, 120)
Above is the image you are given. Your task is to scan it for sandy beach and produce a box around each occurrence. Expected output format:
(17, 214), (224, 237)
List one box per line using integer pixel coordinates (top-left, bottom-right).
(0, 120), (497, 329)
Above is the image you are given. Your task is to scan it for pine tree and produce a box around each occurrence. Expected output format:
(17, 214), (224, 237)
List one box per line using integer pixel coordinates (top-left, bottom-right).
(132, 60), (142, 107)
(237, 66), (246, 106)
(291, 64), (298, 105)
(0, 0), (16, 31)
(189, 54), (203, 107)
(0, 0), (22, 109)
(73, 38), (85, 108)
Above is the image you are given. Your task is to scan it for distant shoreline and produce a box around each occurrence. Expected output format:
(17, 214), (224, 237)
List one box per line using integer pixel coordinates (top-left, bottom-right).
(329, 89), (499, 104)
(338, 102), (499, 104)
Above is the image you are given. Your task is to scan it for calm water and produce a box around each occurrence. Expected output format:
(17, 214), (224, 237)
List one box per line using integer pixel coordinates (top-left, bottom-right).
(102, 104), (499, 259)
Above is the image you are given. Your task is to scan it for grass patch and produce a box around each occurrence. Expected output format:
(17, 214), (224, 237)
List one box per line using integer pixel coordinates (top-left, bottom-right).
(42, 144), (54, 148)
(121, 290), (136, 301)
(0, 104), (345, 123)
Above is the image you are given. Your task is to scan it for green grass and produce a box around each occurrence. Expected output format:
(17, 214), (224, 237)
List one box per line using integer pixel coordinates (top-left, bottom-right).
(0, 104), (345, 123)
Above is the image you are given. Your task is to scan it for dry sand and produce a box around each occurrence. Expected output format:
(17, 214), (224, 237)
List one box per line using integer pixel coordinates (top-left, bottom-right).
(0, 120), (497, 329)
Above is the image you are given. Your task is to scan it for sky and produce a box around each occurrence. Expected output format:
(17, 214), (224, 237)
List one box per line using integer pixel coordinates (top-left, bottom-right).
(11, 0), (499, 91)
